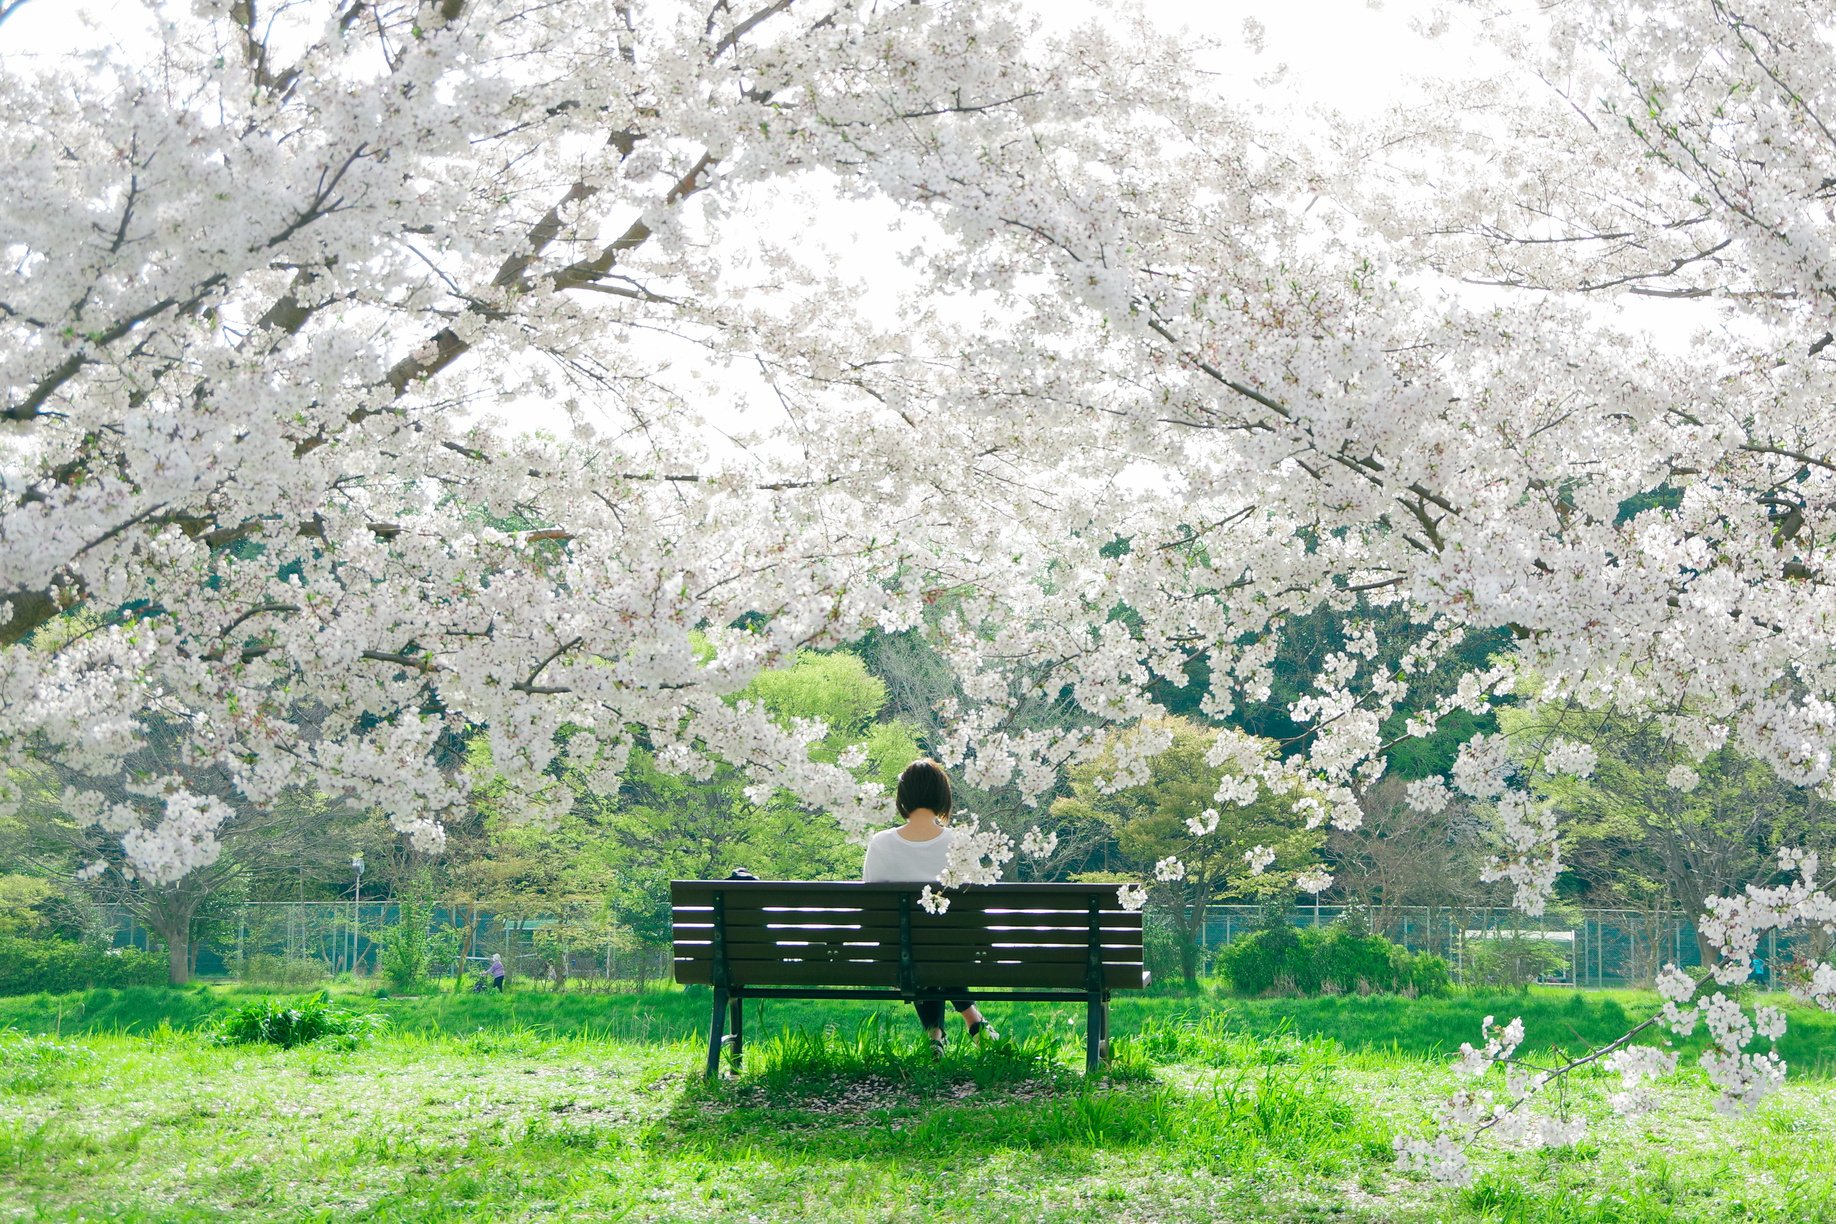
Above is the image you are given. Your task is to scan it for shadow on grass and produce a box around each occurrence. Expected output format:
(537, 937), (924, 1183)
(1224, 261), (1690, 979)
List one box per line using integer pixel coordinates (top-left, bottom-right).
(625, 1018), (1393, 1180)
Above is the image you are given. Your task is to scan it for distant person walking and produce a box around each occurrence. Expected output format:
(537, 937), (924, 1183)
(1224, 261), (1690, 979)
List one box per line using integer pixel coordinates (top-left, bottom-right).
(863, 759), (998, 1055)
(490, 953), (506, 992)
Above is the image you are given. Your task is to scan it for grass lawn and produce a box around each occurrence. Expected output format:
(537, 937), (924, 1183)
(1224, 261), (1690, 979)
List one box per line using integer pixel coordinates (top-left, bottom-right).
(4, 984), (1835, 1221)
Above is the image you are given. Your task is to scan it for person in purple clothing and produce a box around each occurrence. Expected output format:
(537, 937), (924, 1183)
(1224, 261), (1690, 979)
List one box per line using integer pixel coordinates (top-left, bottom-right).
(863, 759), (998, 1056)
(489, 953), (506, 992)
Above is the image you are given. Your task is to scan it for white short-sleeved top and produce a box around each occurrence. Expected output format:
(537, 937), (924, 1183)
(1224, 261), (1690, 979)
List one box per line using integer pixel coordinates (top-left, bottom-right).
(862, 825), (956, 883)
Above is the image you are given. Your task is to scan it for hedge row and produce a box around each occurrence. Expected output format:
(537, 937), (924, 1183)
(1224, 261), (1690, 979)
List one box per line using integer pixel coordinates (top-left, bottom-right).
(0, 937), (166, 996)
(1215, 923), (1450, 997)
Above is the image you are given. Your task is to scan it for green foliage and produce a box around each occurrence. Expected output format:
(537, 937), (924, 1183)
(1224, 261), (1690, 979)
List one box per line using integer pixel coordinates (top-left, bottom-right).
(238, 954), (329, 989)
(1052, 717), (1324, 983)
(0, 876), (59, 938)
(1464, 933), (1572, 989)
(0, 937), (165, 995)
(1220, 599), (1512, 779)
(211, 991), (387, 1049)
(740, 650), (885, 748)
(455, 648), (919, 921)
(374, 883), (442, 993)
(583, 648), (917, 888)
(1215, 923), (1450, 998)
(1499, 693), (1836, 917)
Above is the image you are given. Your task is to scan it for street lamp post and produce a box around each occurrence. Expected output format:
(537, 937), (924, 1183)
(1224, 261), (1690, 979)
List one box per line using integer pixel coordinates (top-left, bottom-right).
(351, 853), (365, 975)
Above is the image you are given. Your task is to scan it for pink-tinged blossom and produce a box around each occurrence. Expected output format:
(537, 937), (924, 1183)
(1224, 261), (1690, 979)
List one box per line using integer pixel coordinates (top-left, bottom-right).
(1293, 866), (1333, 894)
(1541, 739), (1597, 779)
(1019, 826), (1057, 859)
(1479, 791), (1561, 915)
(1404, 776), (1452, 815)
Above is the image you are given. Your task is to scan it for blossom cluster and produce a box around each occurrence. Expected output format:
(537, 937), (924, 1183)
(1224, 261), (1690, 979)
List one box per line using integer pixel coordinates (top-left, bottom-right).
(1020, 826), (1058, 860)
(1478, 791), (1563, 916)
(1405, 849), (1836, 1183)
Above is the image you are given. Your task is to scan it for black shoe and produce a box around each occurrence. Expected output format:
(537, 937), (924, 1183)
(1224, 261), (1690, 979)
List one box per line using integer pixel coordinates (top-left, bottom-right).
(968, 1020), (999, 1043)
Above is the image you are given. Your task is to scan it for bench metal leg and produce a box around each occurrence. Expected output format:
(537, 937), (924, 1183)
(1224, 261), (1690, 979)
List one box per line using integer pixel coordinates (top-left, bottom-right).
(1098, 995), (1110, 1062)
(1086, 993), (1102, 1075)
(705, 986), (728, 1080)
(728, 992), (744, 1072)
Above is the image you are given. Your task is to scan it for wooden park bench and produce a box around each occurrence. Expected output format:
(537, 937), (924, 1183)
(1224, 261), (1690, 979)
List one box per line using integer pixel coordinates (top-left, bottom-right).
(670, 880), (1149, 1079)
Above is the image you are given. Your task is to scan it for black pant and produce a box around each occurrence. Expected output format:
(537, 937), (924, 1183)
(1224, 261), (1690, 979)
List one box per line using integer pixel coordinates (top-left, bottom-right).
(914, 993), (973, 1030)
(492, 976), (505, 992)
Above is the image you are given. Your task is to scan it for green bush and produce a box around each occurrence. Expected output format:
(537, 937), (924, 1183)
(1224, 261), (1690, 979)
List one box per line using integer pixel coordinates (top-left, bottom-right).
(211, 991), (387, 1049)
(1463, 933), (1571, 989)
(0, 937), (165, 996)
(1215, 923), (1449, 998)
(375, 910), (433, 994)
(239, 954), (329, 989)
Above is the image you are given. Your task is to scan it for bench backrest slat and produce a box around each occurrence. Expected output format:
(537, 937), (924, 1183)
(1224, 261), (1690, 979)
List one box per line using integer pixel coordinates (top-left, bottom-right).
(671, 880), (1148, 991)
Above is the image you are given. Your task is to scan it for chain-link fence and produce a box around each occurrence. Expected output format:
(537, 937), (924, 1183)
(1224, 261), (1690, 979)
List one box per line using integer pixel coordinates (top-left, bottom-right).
(1196, 903), (1809, 988)
(104, 901), (673, 988)
(109, 896), (1818, 991)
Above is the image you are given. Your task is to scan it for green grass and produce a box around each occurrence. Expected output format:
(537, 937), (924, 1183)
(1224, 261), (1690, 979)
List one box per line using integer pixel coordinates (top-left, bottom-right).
(9, 981), (1836, 1072)
(4, 985), (1836, 1220)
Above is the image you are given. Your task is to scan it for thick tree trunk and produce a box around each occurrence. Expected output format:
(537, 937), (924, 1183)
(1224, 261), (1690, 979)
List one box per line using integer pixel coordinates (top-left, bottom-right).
(139, 886), (202, 987)
(166, 925), (191, 986)
(1179, 937), (1199, 988)
(1695, 924), (1720, 969)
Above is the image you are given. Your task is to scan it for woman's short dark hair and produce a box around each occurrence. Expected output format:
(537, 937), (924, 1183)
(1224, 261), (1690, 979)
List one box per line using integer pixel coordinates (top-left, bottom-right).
(896, 759), (952, 818)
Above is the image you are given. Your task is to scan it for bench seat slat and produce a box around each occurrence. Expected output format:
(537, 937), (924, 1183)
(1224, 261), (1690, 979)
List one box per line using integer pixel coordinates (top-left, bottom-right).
(676, 958), (1146, 990)
(686, 917), (1145, 939)
(671, 939), (1145, 954)
(673, 962), (1150, 991)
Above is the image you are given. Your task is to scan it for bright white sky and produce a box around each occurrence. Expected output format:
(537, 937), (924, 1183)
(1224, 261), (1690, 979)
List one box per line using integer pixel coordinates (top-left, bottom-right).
(3, 0), (1473, 113)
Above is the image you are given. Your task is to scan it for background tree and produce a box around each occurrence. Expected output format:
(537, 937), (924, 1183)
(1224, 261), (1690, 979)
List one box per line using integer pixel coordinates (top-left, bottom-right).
(7, 710), (371, 982)
(1327, 773), (1494, 950)
(1500, 698), (1836, 965)
(1051, 718), (1324, 985)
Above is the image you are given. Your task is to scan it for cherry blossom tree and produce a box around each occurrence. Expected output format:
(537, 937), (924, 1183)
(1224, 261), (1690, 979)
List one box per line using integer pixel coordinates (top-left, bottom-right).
(4, 0), (1836, 1166)
(1355, 0), (1836, 1175)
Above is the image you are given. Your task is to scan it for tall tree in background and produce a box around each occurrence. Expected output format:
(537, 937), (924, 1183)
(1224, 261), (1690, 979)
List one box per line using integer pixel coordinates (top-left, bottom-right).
(1501, 697), (1836, 964)
(1326, 774), (1494, 954)
(6, 699), (369, 983)
(1051, 718), (1323, 985)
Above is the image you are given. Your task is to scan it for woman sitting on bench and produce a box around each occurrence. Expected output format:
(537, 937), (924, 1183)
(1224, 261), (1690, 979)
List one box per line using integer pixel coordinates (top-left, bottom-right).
(862, 759), (999, 1056)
